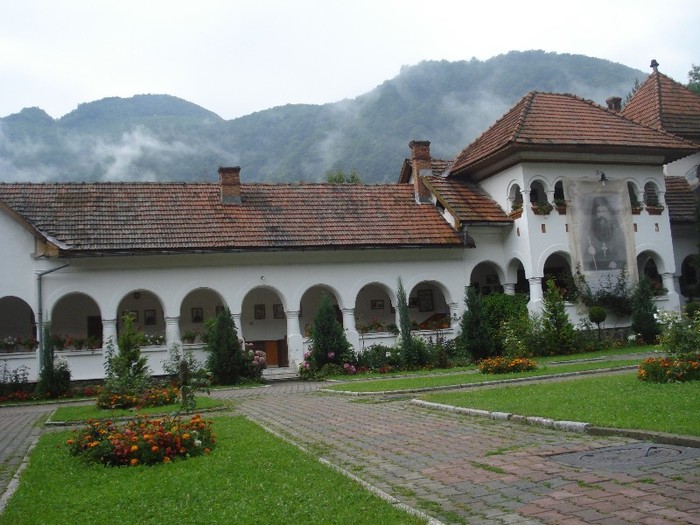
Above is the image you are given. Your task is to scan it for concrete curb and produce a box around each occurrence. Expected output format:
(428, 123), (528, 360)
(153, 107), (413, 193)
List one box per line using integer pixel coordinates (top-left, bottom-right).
(0, 435), (40, 515)
(319, 366), (638, 396)
(44, 405), (230, 427)
(410, 399), (700, 448)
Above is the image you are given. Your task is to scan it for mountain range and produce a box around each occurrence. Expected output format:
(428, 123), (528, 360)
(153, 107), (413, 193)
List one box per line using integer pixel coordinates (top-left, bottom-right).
(0, 50), (648, 184)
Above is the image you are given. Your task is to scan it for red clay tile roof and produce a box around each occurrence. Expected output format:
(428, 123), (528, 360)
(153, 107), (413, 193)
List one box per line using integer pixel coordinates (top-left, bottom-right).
(664, 176), (698, 224)
(449, 92), (698, 178)
(622, 72), (700, 144)
(421, 176), (511, 226)
(0, 182), (464, 255)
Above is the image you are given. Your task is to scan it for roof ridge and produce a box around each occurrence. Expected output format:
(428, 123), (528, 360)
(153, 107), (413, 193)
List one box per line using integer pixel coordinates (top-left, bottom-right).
(511, 92), (537, 142)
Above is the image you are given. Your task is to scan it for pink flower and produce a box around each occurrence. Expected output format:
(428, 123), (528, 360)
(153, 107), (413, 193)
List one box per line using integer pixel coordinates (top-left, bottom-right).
(327, 352), (335, 360)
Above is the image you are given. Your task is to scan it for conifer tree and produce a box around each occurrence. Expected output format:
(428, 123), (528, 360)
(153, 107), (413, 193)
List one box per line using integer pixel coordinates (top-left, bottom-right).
(459, 285), (494, 361)
(206, 307), (244, 384)
(310, 293), (350, 369)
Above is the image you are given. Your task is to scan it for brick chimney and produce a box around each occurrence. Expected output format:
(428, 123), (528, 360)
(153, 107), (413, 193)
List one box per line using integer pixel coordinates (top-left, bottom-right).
(606, 97), (622, 112)
(409, 140), (433, 203)
(219, 166), (242, 204)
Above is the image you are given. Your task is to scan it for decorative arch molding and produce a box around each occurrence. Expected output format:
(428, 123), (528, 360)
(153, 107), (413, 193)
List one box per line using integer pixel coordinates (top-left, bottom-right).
(401, 276), (454, 306)
(172, 282), (229, 316)
(469, 260), (507, 284)
(535, 244), (572, 276)
(45, 284), (109, 324)
(295, 282), (345, 310)
(506, 254), (531, 280)
(240, 284), (288, 312)
(635, 244), (674, 275)
(636, 249), (668, 276)
(349, 278), (397, 307)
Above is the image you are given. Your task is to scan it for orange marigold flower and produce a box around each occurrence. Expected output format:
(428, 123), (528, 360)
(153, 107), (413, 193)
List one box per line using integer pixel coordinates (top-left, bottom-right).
(130, 445), (139, 452)
(204, 448), (211, 455)
(151, 446), (159, 453)
(130, 458), (139, 466)
(182, 433), (190, 440)
(66, 439), (75, 446)
(180, 447), (186, 454)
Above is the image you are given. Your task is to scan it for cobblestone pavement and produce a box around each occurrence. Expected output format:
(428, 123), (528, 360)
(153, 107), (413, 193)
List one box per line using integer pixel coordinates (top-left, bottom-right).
(212, 382), (700, 525)
(1, 381), (699, 525)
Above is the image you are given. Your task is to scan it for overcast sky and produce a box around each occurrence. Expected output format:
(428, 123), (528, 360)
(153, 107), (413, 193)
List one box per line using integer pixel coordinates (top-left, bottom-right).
(2, 0), (698, 120)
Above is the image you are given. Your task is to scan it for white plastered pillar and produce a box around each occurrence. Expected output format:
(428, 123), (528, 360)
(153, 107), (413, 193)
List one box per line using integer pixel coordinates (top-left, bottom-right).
(285, 310), (303, 367)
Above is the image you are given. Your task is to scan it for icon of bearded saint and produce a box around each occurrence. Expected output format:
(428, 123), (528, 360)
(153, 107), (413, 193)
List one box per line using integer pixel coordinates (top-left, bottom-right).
(585, 196), (626, 271)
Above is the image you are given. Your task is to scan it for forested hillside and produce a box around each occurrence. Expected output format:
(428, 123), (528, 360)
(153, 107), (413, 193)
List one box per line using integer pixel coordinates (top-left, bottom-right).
(0, 51), (646, 183)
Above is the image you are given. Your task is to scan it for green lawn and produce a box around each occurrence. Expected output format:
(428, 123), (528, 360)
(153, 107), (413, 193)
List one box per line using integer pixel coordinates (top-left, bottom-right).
(50, 396), (226, 422)
(0, 416), (425, 525)
(324, 359), (642, 393)
(422, 373), (700, 436)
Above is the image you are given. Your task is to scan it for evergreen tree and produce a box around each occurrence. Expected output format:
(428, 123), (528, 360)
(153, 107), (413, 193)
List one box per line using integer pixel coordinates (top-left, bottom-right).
(206, 307), (245, 385)
(36, 323), (71, 398)
(458, 285), (495, 361)
(310, 294), (351, 369)
(631, 278), (660, 344)
(396, 277), (413, 355)
(540, 279), (576, 355)
(688, 64), (700, 95)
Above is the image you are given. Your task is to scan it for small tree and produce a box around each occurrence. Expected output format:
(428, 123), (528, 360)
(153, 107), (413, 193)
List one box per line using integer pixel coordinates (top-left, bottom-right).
(163, 343), (210, 411)
(458, 285), (495, 361)
(631, 278), (660, 344)
(324, 168), (361, 184)
(588, 306), (607, 342)
(36, 323), (71, 399)
(540, 279), (576, 355)
(206, 307), (245, 385)
(309, 294), (351, 372)
(98, 313), (151, 408)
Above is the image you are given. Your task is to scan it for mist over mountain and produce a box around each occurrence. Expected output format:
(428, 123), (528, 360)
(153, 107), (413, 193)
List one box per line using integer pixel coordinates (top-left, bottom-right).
(0, 51), (646, 184)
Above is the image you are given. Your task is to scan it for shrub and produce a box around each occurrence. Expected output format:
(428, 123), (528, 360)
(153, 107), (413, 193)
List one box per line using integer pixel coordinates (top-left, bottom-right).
(0, 363), (32, 400)
(356, 344), (397, 371)
(309, 294), (351, 369)
(483, 293), (528, 355)
(576, 267), (632, 317)
(206, 307), (246, 385)
(458, 285), (496, 361)
(396, 277), (426, 368)
(66, 414), (216, 466)
(631, 278), (660, 344)
(36, 324), (72, 399)
(539, 279), (576, 355)
(162, 343), (211, 411)
(685, 301), (700, 318)
(478, 356), (537, 374)
(658, 310), (700, 359)
(638, 356), (700, 383)
(98, 313), (151, 408)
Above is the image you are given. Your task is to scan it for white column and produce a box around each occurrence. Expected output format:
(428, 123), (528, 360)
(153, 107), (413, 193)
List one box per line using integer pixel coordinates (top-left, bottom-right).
(285, 310), (303, 367)
(527, 277), (544, 313)
(342, 308), (360, 352)
(502, 283), (515, 295)
(448, 302), (460, 331)
(101, 318), (117, 372)
(231, 312), (243, 340)
(164, 316), (180, 347)
(660, 272), (681, 312)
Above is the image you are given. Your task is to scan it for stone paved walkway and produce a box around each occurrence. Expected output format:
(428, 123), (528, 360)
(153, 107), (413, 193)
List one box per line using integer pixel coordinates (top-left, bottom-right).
(1, 380), (699, 524)
(212, 382), (700, 525)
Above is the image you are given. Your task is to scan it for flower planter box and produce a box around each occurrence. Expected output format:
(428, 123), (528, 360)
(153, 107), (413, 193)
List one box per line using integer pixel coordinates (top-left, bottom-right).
(509, 209), (523, 219)
(647, 206), (664, 215)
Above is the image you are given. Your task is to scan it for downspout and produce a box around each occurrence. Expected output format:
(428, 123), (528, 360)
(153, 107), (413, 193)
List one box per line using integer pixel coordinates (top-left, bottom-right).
(36, 263), (70, 370)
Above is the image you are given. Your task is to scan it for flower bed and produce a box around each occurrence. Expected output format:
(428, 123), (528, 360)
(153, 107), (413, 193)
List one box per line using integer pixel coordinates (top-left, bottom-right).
(478, 356), (537, 374)
(637, 356), (700, 383)
(66, 414), (216, 466)
(96, 383), (180, 410)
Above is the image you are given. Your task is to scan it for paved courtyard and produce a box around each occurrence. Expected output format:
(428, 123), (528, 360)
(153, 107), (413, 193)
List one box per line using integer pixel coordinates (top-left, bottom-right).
(1, 381), (699, 524)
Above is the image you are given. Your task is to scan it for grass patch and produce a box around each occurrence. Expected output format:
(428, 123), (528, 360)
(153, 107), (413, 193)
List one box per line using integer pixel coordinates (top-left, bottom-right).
(324, 359), (641, 393)
(422, 373), (700, 436)
(469, 461), (506, 474)
(0, 415), (426, 525)
(50, 396), (226, 422)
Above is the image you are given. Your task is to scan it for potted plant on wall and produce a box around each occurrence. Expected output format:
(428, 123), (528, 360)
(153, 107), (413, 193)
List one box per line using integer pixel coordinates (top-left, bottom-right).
(532, 200), (553, 215)
(646, 203), (664, 215)
(554, 198), (567, 214)
(509, 201), (523, 218)
(182, 330), (197, 344)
